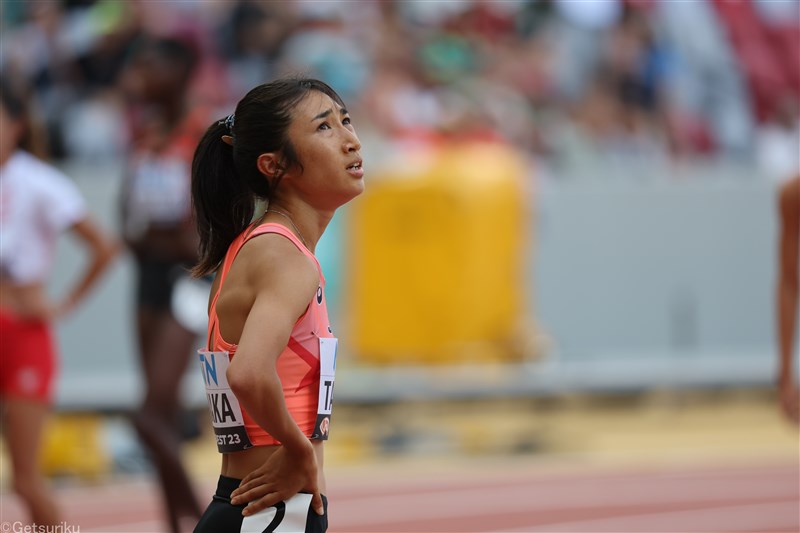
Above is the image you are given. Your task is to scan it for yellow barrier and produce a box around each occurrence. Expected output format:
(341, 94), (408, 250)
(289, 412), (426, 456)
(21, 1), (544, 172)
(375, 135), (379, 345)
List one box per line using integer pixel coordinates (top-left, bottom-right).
(347, 141), (531, 365)
(40, 414), (110, 479)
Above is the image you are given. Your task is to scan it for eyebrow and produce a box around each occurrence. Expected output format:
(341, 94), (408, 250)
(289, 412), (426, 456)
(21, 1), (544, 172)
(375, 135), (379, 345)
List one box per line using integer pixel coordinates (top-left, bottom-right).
(311, 107), (349, 122)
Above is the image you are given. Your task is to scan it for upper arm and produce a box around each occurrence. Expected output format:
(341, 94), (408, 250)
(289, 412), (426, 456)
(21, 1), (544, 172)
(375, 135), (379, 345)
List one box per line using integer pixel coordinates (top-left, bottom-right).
(227, 236), (319, 381)
(40, 171), (87, 233)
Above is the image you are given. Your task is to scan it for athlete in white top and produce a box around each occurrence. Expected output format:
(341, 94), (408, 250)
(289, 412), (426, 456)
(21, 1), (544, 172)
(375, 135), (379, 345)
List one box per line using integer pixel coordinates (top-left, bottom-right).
(0, 79), (118, 527)
(1, 151), (88, 284)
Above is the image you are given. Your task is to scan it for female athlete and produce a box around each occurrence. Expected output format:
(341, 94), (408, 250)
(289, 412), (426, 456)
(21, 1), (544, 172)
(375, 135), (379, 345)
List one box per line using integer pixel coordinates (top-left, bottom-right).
(191, 77), (364, 532)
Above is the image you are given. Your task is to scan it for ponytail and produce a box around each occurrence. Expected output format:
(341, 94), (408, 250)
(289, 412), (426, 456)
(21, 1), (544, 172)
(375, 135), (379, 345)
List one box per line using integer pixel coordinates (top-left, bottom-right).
(190, 121), (256, 277)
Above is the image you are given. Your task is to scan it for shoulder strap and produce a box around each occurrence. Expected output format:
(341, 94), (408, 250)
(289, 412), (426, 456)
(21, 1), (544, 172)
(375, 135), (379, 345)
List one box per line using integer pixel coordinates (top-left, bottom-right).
(205, 223), (323, 348)
(246, 223), (323, 276)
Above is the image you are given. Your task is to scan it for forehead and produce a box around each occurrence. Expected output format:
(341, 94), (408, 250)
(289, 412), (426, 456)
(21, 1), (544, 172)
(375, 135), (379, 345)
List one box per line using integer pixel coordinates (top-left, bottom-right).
(291, 91), (343, 121)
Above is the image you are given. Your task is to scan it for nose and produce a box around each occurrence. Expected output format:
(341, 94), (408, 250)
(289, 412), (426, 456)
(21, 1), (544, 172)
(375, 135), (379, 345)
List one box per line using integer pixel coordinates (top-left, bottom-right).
(343, 129), (361, 153)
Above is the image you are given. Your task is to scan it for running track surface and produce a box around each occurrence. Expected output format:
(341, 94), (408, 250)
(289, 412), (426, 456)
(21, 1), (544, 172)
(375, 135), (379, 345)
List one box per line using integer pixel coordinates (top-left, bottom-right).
(0, 459), (797, 532)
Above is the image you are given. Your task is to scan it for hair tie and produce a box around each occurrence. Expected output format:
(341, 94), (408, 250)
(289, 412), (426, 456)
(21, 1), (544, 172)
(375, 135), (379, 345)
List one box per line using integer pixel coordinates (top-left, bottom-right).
(218, 113), (235, 134)
(218, 114), (235, 146)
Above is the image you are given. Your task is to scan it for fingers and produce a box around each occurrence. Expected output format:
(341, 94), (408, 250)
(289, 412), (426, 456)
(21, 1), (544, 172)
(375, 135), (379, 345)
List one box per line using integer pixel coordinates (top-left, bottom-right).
(231, 482), (274, 506)
(241, 492), (285, 517)
(311, 491), (324, 516)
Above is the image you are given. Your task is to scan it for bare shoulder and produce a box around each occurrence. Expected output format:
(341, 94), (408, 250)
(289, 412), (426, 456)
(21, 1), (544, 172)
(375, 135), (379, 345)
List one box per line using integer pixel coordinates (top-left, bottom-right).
(237, 233), (319, 297)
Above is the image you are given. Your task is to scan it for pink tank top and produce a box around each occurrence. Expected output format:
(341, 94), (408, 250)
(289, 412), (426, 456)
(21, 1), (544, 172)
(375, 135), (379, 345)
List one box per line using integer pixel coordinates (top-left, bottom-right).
(206, 222), (334, 447)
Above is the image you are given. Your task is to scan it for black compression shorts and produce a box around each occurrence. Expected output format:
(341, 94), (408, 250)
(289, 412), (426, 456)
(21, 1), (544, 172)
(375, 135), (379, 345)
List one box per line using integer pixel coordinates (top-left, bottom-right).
(135, 257), (189, 310)
(194, 475), (328, 533)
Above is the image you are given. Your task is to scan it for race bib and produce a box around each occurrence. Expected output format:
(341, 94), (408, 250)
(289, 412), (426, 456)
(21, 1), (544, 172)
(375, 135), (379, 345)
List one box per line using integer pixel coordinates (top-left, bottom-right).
(198, 350), (252, 452)
(311, 337), (337, 440)
(240, 493), (316, 533)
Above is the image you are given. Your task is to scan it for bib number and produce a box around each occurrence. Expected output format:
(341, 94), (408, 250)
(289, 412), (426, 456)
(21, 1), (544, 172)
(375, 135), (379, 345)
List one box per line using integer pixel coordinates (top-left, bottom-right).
(198, 350), (252, 452)
(311, 337), (337, 440)
(240, 493), (315, 533)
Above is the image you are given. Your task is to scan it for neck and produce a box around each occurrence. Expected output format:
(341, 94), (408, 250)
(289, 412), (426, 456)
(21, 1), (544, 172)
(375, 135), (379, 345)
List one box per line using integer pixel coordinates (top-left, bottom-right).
(0, 147), (16, 167)
(151, 98), (186, 128)
(264, 201), (334, 254)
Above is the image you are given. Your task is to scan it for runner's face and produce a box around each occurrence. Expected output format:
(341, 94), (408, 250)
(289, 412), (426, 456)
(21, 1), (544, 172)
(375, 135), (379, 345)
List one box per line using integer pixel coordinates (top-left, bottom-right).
(283, 91), (364, 209)
(0, 105), (22, 162)
(124, 49), (187, 103)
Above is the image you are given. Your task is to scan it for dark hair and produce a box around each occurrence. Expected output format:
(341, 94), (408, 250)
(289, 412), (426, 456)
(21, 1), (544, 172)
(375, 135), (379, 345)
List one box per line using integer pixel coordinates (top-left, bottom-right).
(191, 77), (345, 277)
(0, 77), (25, 120)
(126, 35), (199, 90)
(0, 76), (46, 157)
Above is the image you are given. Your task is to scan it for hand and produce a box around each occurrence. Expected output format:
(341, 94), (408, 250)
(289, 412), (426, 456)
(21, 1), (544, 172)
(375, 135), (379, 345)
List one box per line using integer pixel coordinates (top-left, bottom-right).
(230, 445), (324, 517)
(778, 378), (800, 425)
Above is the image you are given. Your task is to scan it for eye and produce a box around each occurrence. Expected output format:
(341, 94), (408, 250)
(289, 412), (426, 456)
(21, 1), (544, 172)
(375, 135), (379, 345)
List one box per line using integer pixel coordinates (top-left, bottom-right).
(318, 122), (331, 131)
(342, 116), (352, 126)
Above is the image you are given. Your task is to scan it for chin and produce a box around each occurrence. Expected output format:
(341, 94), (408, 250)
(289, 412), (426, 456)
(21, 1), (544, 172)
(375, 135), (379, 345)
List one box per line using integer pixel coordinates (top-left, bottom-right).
(338, 184), (365, 206)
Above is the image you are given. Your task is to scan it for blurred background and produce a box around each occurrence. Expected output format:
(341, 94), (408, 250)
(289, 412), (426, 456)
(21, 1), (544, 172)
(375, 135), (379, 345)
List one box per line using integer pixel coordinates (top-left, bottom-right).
(1, 0), (798, 532)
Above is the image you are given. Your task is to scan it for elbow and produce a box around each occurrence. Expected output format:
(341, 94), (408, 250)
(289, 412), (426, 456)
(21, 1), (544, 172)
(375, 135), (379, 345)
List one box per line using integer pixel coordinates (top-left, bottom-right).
(92, 237), (121, 273)
(226, 364), (259, 404)
(104, 238), (123, 264)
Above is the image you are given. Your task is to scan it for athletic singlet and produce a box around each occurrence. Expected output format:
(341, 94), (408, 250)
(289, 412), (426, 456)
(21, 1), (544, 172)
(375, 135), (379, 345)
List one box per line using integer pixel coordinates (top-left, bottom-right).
(122, 107), (208, 242)
(203, 222), (335, 450)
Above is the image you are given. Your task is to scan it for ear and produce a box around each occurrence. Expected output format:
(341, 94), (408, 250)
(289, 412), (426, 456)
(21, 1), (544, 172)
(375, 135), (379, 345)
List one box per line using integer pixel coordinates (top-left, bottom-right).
(256, 153), (283, 178)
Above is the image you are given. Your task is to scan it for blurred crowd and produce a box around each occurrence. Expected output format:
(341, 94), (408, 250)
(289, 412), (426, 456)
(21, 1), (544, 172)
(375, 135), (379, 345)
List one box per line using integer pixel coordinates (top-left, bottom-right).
(1, 0), (798, 180)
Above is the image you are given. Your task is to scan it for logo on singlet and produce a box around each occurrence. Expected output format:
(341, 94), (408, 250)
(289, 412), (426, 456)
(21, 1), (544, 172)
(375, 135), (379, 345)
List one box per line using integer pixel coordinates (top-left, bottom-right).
(316, 286), (323, 304)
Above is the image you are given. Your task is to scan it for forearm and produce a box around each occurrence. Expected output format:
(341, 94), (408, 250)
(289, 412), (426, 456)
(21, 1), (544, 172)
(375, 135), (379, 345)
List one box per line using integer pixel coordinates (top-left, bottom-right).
(61, 240), (120, 312)
(231, 369), (312, 454)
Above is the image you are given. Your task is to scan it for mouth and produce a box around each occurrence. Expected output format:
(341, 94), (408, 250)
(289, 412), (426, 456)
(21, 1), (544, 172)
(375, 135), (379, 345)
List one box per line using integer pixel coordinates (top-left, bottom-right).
(346, 160), (364, 177)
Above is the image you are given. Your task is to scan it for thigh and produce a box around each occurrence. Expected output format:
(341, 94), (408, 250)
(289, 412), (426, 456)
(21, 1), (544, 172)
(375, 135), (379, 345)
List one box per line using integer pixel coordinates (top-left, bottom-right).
(2, 396), (50, 476)
(195, 477), (327, 533)
(194, 497), (245, 533)
(0, 313), (57, 404)
(141, 312), (197, 403)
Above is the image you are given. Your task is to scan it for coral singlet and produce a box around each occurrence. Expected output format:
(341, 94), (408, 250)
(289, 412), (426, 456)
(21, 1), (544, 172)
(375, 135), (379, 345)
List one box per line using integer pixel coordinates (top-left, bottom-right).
(205, 222), (334, 448)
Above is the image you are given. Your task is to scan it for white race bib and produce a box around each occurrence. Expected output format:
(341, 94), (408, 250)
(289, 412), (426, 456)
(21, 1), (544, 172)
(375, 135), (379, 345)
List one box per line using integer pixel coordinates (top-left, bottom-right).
(240, 493), (314, 533)
(198, 350), (253, 452)
(311, 337), (337, 440)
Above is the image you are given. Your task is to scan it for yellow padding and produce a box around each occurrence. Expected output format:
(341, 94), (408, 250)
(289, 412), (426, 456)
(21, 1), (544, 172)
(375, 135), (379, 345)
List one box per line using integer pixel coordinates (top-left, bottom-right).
(347, 141), (531, 365)
(40, 414), (110, 479)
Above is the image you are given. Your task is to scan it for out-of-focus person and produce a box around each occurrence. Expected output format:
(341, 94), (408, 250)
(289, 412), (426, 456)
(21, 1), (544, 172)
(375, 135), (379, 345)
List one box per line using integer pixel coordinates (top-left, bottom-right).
(756, 95), (800, 184)
(0, 77), (118, 526)
(117, 34), (207, 532)
(776, 174), (800, 424)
